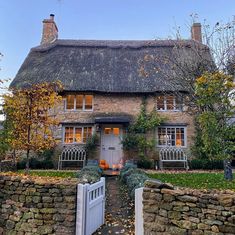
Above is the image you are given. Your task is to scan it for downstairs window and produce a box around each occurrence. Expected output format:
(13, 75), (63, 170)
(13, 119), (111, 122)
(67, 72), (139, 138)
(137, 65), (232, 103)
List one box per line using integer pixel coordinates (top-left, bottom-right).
(64, 126), (93, 144)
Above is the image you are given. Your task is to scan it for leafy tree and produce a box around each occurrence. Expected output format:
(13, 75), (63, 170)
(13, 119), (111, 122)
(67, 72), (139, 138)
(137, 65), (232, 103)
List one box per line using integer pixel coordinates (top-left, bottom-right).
(0, 119), (12, 171)
(122, 99), (164, 161)
(3, 81), (62, 173)
(194, 72), (235, 180)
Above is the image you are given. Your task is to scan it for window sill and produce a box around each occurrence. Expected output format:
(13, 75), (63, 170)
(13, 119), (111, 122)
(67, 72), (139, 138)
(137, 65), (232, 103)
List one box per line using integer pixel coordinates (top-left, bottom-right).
(157, 110), (183, 112)
(157, 146), (187, 148)
(64, 109), (93, 112)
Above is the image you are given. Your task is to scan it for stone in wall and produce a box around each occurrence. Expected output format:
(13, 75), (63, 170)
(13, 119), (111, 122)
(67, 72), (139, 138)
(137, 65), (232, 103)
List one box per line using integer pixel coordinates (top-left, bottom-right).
(142, 179), (235, 235)
(0, 174), (78, 235)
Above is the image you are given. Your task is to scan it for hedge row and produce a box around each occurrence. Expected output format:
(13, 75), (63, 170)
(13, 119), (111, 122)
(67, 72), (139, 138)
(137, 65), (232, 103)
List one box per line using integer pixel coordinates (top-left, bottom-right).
(120, 164), (149, 199)
(76, 166), (103, 184)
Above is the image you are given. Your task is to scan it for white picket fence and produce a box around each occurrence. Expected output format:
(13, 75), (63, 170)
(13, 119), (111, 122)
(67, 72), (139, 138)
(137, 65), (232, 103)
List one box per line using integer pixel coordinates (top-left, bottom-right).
(76, 177), (105, 235)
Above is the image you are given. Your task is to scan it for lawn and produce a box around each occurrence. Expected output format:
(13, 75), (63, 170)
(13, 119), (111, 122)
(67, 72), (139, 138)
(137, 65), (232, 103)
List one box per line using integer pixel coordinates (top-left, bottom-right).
(149, 172), (235, 190)
(17, 170), (77, 178)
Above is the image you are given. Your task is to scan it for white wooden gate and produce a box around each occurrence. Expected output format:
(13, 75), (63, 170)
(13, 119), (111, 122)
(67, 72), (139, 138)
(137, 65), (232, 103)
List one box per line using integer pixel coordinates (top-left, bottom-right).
(76, 177), (105, 235)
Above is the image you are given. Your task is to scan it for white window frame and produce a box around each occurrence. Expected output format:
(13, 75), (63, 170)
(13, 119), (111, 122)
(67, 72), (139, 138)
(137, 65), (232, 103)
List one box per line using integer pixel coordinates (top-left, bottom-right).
(156, 95), (183, 112)
(65, 94), (94, 111)
(157, 126), (187, 148)
(63, 126), (93, 144)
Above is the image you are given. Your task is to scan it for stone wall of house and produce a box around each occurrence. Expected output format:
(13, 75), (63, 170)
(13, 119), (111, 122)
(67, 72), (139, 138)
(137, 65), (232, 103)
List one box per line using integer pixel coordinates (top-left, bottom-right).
(54, 93), (195, 148)
(0, 174), (78, 235)
(142, 180), (235, 235)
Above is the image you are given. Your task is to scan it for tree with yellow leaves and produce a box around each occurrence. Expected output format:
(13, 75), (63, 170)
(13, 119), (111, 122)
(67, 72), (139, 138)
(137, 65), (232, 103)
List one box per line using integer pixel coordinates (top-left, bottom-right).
(194, 72), (235, 180)
(3, 81), (62, 173)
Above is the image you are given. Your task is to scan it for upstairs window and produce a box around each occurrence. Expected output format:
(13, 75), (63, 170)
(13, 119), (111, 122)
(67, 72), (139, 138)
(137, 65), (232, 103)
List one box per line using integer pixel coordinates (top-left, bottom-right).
(66, 95), (93, 111)
(157, 126), (186, 147)
(156, 95), (183, 111)
(64, 126), (92, 144)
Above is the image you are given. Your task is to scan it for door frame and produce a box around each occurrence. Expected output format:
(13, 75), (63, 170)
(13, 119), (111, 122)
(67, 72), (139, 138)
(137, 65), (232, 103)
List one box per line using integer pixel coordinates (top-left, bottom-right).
(100, 124), (123, 166)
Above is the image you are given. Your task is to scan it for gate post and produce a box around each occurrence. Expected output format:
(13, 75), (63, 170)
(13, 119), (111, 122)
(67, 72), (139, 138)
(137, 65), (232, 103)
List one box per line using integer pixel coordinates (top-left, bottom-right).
(76, 183), (88, 235)
(135, 187), (144, 235)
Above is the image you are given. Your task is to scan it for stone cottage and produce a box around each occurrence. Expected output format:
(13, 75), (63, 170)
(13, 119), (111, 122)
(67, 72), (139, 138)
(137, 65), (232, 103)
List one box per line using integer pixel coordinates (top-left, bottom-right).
(10, 15), (213, 169)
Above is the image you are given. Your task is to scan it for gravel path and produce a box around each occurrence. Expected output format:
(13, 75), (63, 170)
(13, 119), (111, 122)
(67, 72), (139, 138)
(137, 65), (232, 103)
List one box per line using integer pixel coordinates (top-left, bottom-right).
(93, 176), (135, 235)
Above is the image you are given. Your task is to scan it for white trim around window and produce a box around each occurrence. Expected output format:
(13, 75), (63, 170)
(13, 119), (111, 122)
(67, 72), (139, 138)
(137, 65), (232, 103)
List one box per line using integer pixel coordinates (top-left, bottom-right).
(157, 126), (187, 148)
(156, 94), (183, 111)
(65, 94), (94, 111)
(63, 126), (93, 144)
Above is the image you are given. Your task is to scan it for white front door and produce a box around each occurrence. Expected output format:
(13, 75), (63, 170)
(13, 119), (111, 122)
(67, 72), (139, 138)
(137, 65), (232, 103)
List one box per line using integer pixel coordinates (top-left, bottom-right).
(101, 125), (123, 168)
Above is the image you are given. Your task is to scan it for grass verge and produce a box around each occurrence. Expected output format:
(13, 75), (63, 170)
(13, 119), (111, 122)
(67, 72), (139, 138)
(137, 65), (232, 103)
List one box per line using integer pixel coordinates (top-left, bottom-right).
(149, 172), (235, 190)
(17, 170), (77, 178)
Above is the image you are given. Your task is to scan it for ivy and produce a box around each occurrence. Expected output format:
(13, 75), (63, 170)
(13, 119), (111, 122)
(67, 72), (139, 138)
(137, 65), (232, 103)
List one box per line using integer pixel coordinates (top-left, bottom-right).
(122, 98), (165, 159)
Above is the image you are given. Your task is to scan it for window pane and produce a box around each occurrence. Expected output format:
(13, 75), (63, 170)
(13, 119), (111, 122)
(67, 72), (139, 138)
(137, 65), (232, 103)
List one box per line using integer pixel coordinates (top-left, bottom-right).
(166, 95), (174, 110)
(176, 128), (185, 146)
(76, 95), (83, 110)
(84, 95), (93, 110)
(83, 127), (92, 143)
(157, 96), (165, 110)
(158, 127), (166, 145)
(113, 128), (120, 136)
(64, 127), (74, 143)
(104, 128), (112, 135)
(66, 95), (75, 109)
(167, 128), (175, 146)
(75, 128), (82, 143)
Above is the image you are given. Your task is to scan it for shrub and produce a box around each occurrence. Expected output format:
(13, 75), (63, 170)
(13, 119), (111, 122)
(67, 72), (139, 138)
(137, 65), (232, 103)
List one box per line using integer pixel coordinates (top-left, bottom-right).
(17, 158), (54, 170)
(120, 167), (146, 183)
(137, 159), (153, 169)
(189, 159), (224, 170)
(76, 165), (103, 184)
(76, 171), (100, 184)
(126, 173), (149, 199)
(81, 165), (103, 175)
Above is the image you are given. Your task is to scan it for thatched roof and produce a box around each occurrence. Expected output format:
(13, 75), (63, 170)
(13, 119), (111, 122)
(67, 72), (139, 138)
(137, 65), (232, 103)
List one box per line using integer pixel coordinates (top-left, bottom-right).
(11, 39), (212, 93)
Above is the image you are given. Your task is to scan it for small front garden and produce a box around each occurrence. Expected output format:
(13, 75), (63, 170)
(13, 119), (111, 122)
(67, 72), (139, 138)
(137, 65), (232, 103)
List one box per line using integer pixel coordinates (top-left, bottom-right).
(149, 172), (235, 190)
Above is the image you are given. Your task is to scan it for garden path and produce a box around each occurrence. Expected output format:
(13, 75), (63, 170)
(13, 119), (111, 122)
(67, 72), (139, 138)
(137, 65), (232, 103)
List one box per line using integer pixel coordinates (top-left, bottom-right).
(94, 176), (135, 235)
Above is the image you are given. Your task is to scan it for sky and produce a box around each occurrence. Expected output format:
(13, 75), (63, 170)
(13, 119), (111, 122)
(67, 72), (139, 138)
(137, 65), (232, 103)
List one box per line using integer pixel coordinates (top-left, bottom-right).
(0, 0), (234, 84)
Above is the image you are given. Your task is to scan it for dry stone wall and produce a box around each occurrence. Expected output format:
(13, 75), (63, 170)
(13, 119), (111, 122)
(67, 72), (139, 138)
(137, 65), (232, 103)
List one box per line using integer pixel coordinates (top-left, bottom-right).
(0, 174), (78, 235)
(143, 180), (235, 235)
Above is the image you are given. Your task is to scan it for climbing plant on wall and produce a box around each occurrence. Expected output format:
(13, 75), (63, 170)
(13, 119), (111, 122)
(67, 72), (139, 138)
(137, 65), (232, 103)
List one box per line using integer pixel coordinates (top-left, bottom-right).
(122, 98), (165, 161)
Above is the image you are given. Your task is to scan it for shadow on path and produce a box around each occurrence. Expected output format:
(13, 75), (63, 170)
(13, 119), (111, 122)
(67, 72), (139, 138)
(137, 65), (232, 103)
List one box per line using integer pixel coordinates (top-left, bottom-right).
(93, 176), (135, 235)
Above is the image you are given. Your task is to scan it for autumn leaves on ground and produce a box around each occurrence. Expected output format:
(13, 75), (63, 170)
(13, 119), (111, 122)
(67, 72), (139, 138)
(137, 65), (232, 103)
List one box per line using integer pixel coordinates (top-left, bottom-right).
(94, 177), (135, 235)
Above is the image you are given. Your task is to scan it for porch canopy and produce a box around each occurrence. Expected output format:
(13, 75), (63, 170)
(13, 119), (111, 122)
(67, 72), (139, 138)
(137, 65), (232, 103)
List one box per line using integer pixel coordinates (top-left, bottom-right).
(94, 116), (131, 124)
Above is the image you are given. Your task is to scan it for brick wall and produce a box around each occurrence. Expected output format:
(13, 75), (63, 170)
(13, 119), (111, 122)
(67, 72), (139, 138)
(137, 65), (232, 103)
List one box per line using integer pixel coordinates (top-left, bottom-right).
(0, 174), (78, 235)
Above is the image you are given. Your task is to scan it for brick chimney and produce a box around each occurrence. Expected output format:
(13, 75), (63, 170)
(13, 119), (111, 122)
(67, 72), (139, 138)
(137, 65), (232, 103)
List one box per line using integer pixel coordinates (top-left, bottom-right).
(191, 23), (202, 43)
(41, 14), (58, 45)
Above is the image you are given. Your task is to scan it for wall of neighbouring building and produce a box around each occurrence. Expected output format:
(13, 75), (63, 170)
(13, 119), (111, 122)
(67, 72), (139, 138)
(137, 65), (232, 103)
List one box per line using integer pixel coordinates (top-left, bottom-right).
(141, 180), (235, 235)
(0, 174), (78, 235)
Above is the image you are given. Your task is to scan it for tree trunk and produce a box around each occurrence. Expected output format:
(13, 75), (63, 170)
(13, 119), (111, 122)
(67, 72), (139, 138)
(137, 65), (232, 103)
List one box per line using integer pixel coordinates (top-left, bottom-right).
(223, 159), (233, 181)
(25, 149), (30, 175)
(12, 149), (16, 171)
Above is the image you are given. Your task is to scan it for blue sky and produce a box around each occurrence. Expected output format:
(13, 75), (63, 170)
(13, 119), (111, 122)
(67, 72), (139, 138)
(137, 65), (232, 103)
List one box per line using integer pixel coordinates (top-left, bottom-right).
(0, 0), (234, 83)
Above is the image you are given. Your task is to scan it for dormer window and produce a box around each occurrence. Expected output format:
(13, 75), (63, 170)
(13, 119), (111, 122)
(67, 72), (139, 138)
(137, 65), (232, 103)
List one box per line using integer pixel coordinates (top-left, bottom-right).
(156, 95), (183, 111)
(65, 94), (93, 111)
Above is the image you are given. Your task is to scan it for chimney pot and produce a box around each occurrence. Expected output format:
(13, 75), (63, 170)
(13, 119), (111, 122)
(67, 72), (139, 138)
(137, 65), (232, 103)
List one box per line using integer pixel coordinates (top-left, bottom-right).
(50, 14), (55, 20)
(191, 23), (202, 43)
(41, 14), (58, 45)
